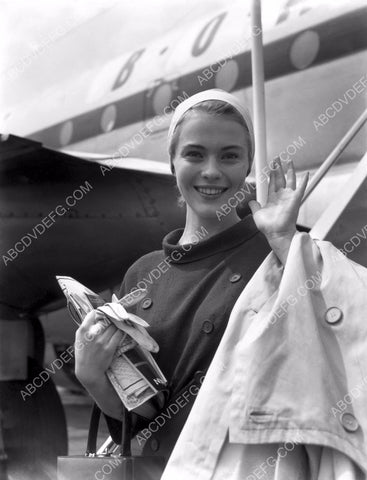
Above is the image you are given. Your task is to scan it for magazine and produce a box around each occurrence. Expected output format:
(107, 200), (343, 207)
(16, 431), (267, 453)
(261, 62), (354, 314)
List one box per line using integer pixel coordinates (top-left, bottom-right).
(56, 276), (167, 417)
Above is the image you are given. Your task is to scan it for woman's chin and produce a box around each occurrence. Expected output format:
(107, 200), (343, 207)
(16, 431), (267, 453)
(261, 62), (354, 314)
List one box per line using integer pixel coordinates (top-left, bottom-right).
(190, 203), (226, 221)
(186, 192), (238, 222)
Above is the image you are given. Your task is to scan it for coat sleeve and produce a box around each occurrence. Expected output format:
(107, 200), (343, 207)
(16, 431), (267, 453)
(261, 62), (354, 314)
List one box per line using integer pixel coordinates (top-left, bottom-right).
(103, 276), (128, 444)
(104, 270), (154, 444)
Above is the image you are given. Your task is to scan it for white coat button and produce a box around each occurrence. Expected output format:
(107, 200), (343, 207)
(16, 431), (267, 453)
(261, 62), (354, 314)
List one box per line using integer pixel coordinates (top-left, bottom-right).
(325, 307), (343, 324)
(340, 412), (359, 432)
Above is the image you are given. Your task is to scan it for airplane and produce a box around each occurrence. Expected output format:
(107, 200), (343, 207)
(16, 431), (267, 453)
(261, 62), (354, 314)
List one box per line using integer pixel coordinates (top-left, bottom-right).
(0, 0), (366, 478)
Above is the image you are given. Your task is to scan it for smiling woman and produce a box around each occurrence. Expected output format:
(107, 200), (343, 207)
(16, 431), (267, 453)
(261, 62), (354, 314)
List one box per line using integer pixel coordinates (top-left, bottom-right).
(74, 88), (309, 475)
(167, 92), (254, 241)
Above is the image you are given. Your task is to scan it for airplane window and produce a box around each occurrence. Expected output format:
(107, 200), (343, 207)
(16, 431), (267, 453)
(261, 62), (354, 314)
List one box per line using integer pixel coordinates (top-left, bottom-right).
(290, 30), (320, 70)
(101, 104), (117, 133)
(214, 59), (239, 92)
(59, 120), (73, 147)
(152, 83), (173, 115)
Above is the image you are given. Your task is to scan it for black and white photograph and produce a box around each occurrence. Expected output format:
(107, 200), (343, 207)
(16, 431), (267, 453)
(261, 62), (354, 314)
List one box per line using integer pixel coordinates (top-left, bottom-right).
(1, 0), (367, 478)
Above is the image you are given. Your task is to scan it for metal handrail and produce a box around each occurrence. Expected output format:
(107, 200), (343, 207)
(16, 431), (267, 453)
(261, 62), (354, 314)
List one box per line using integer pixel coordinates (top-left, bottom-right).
(301, 108), (367, 203)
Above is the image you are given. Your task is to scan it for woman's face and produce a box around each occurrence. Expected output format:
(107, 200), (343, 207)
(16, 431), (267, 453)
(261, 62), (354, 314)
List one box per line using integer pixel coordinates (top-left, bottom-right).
(172, 111), (250, 220)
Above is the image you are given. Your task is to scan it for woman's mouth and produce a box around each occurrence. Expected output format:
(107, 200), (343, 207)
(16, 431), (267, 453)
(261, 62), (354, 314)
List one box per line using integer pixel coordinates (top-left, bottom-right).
(194, 186), (228, 199)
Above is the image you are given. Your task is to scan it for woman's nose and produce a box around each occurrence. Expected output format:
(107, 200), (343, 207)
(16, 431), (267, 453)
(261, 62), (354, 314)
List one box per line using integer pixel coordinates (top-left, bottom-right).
(201, 158), (222, 179)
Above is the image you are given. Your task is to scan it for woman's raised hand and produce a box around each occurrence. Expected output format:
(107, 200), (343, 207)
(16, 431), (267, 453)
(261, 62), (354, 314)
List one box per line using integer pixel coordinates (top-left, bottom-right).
(74, 310), (124, 386)
(248, 158), (309, 264)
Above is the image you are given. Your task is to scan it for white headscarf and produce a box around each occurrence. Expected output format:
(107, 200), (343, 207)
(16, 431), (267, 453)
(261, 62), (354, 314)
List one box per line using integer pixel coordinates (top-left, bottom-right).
(167, 89), (255, 174)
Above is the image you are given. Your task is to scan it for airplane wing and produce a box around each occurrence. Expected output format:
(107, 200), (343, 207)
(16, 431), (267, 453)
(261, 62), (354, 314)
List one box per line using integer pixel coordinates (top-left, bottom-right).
(0, 134), (183, 316)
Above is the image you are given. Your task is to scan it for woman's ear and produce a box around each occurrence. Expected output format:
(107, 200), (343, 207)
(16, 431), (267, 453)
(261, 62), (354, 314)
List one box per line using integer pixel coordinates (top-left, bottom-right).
(170, 156), (175, 175)
(177, 194), (186, 208)
(174, 184), (185, 208)
(246, 161), (253, 177)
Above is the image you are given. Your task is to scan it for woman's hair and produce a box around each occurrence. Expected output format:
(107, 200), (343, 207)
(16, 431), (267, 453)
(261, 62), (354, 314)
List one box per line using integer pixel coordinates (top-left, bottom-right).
(168, 99), (253, 170)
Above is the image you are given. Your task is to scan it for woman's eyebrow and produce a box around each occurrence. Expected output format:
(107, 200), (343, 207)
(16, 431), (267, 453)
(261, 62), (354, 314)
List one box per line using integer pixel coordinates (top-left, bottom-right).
(180, 144), (245, 152)
(221, 145), (244, 151)
(181, 144), (205, 150)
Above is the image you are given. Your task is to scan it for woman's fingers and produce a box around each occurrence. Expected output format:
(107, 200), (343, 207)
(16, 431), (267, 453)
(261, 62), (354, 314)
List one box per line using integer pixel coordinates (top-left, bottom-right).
(268, 160), (277, 195)
(268, 159), (305, 196)
(106, 329), (124, 352)
(268, 158), (286, 195)
(273, 157), (286, 191)
(78, 311), (117, 343)
(80, 310), (105, 329)
(96, 323), (120, 344)
(286, 160), (297, 190)
(248, 200), (261, 215)
(89, 318), (113, 337)
(268, 167), (276, 195)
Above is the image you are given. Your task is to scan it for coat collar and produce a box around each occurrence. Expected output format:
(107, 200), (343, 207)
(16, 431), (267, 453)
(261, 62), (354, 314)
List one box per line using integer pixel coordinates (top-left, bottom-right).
(162, 214), (259, 264)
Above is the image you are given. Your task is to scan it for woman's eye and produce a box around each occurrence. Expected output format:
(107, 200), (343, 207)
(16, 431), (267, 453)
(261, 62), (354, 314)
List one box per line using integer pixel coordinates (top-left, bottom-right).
(222, 152), (239, 160)
(185, 151), (202, 158)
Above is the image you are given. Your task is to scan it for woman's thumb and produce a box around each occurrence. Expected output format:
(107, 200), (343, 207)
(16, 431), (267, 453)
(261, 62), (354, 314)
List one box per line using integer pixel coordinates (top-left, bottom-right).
(248, 200), (261, 215)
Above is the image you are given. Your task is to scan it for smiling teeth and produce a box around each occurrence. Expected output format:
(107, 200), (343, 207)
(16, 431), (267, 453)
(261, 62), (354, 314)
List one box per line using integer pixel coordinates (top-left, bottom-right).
(197, 187), (225, 195)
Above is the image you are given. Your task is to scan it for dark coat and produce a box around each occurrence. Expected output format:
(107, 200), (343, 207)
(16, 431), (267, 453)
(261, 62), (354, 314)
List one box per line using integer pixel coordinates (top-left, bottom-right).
(106, 215), (270, 461)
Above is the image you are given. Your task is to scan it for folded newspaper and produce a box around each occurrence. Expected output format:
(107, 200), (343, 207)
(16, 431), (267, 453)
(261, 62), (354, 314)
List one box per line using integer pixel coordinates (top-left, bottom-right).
(56, 276), (167, 418)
